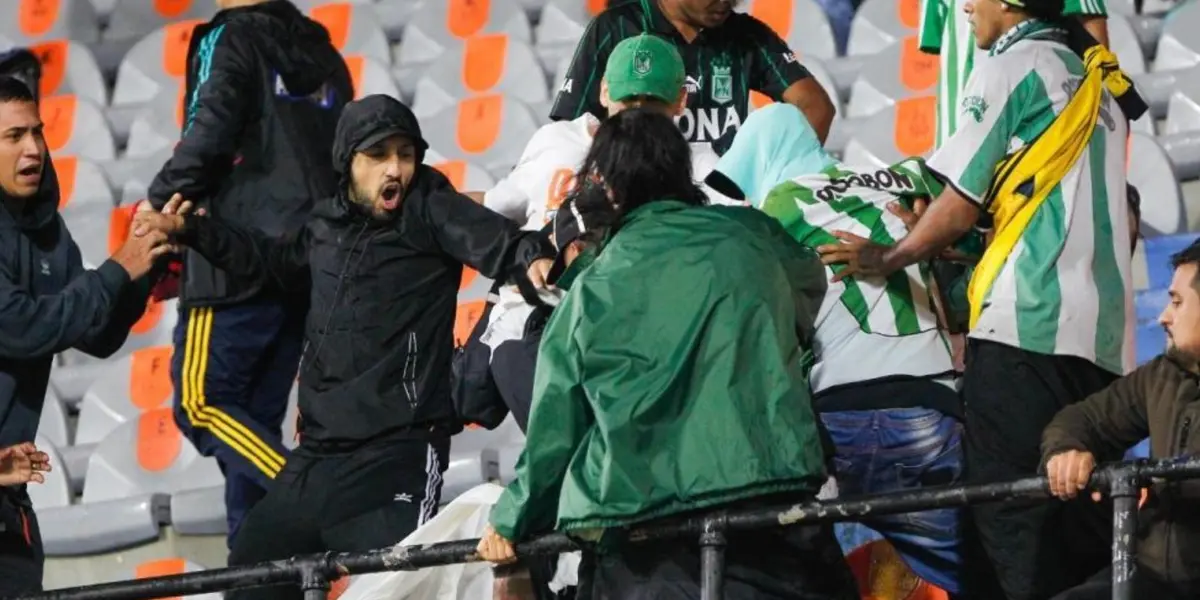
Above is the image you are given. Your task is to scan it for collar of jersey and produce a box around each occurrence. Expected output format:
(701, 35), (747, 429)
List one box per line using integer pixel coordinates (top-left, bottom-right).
(989, 19), (1067, 56)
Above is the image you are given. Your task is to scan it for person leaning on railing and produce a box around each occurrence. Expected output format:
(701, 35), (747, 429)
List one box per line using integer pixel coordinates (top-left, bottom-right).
(475, 107), (858, 599)
(1041, 237), (1200, 600)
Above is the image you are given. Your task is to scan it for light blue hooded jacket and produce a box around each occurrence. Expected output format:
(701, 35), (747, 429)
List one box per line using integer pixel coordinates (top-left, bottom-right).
(707, 104), (838, 208)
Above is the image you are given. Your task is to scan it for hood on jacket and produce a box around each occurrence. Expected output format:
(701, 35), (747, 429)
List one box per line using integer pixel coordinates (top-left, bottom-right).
(322, 94), (436, 220)
(214, 0), (344, 97)
(705, 103), (837, 208)
(0, 156), (59, 231)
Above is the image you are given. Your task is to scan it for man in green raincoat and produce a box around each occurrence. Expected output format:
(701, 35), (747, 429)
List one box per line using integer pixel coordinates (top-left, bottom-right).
(474, 104), (857, 598)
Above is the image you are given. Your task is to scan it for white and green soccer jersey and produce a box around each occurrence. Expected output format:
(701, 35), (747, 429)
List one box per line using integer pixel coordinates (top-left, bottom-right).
(919, 0), (1107, 147)
(927, 24), (1134, 376)
(759, 159), (956, 394)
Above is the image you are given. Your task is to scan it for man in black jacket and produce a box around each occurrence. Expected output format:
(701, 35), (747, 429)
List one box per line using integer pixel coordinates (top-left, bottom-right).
(144, 0), (353, 545)
(134, 95), (554, 599)
(0, 77), (163, 594)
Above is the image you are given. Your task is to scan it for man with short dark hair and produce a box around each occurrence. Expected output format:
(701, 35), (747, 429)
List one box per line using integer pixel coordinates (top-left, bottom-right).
(134, 95), (554, 600)
(1041, 237), (1200, 600)
(552, 0), (836, 153)
(0, 77), (163, 595)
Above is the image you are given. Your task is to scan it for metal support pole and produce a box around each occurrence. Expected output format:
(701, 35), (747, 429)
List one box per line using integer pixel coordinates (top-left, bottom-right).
(1109, 471), (1141, 600)
(298, 557), (332, 600)
(699, 513), (728, 600)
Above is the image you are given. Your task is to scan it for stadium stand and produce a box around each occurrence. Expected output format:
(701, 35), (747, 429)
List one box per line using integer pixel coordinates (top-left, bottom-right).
(0, 0), (1187, 593)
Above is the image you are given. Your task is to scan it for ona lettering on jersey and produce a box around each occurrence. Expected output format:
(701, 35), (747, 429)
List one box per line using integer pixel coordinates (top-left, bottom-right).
(813, 168), (918, 203)
(676, 107), (742, 143)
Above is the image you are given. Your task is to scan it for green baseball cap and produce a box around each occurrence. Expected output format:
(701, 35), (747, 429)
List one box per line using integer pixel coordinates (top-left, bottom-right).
(604, 34), (685, 104)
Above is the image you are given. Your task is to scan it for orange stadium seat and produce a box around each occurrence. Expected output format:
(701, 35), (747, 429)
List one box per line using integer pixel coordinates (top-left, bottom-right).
(848, 36), (939, 117)
(412, 34), (548, 118)
(741, 0), (837, 59)
(40, 94), (116, 161)
(847, 0), (920, 56)
(307, 2), (390, 65)
(76, 345), (174, 445)
(423, 94), (541, 179)
(843, 95), (936, 166)
(28, 40), (107, 105)
(104, 0), (216, 43)
(1, 0), (100, 46)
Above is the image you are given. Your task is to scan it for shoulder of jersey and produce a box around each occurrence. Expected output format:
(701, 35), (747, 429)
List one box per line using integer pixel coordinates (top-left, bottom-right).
(529, 119), (591, 153)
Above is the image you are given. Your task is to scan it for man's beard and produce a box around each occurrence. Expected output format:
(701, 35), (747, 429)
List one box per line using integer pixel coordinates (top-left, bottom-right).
(348, 182), (395, 221)
(1165, 341), (1200, 371)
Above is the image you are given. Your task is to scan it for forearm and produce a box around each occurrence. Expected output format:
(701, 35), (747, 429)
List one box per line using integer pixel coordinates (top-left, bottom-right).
(882, 190), (979, 273)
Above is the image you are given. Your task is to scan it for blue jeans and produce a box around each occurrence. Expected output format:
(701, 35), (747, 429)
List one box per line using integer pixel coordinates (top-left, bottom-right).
(821, 407), (965, 594)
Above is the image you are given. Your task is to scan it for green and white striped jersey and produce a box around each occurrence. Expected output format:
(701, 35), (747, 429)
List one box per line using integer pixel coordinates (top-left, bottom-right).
(759, 159), (956, 394)
(919, 0), (1107, 147)
(926, 21), (1134, 376)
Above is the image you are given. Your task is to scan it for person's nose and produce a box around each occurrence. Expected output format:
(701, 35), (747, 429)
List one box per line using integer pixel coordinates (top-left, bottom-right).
(1159, 306), (1171, 329)
(19, 133), (41, 158)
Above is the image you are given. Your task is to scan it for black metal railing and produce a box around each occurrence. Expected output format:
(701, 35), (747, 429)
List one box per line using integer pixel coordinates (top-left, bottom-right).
(14, 455), (1200, 600)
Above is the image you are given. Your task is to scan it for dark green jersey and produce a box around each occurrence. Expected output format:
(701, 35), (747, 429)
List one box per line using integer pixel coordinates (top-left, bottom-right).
(550, 0), (812, 152)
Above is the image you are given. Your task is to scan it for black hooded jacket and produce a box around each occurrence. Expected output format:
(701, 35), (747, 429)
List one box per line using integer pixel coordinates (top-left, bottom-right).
(0, 161), (151, 448)
(147, 0), (353, 307)
(174, 96), (555, 447)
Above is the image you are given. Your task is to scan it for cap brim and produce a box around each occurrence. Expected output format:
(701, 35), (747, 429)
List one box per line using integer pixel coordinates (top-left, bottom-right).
(355, 127), (428, 153)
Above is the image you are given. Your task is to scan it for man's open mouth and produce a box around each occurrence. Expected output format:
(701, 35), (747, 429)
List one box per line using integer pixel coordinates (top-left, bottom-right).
(17, 164), (40, 180)
(380, 181), (402, 210)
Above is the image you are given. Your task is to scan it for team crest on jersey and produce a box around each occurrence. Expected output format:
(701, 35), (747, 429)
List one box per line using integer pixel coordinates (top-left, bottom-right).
(710, 54), (733, 105)
(634, 50), (652, 75)
(961, 95), (988, 123)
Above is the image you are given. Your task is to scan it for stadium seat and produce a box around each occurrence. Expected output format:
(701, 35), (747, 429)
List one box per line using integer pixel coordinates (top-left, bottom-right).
(534, 0), (606, 67)
(842, 95), (936, 166)
(82, 408), (220, 505)
(748, 55), (844, 122)
(75, 345), (174, 446)
(112, 559), (221, 600)
(26, 40), (107, 106)
(109, 20), (201, 139)
(1128, 133), (1186, 236)
(39, 388), (70, 449)
(43, 408), (220, 556)
(56, 156), (118, 222)
(100, 148), (173, 206)
(1143, 233), (1195, 290)
(1109, 14), (1149, 75)
(41, 94), (116, 161)
(345, 55), (401, 100)
(392, 0), (533, 98)
(443, 427), (502, 503)
(124, 86), (184, 160)
(59, 203), (128, 272)
(0, 0), (100, 47)
(307, 3), (391, 66)
(846, 36), (938, 118)
(738, 0), (837, 60)
(104, 0), (216, 43)
(411, 35), (549, 118)
(28, 435), (72, 511)
(170, 485), (227, 536)
(430, 158), (498, 192)
(1164, 74), (1200, 134)
(1154, 0), (1200, 72)
(847, 0), (920, 56)
(423, 94), (542, 179)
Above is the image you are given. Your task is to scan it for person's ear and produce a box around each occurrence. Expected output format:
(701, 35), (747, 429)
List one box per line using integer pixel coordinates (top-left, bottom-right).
(599, 78), (613, 111)
(672, 90), (687, 117)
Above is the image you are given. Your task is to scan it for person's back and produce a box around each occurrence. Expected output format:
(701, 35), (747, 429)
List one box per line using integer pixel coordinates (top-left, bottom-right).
(762, 161), (956, 394)
(552, 201), (828, 527)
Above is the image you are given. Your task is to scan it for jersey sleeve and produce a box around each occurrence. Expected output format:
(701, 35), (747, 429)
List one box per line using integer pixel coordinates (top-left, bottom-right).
(744, 17), (812, 101)
(548, 18), (614, 121)
(919, 0), (948, 54)
(1063, 0), (1107, 16)
(483, 175), (531, 223)
(925, 61), (1025, 209)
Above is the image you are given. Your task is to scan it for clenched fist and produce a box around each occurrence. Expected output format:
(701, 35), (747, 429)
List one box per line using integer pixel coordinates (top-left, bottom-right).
(1046, 449), (1096, 500)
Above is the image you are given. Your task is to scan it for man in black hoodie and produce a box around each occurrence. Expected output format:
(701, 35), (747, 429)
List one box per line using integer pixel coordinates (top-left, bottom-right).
(0, 77), (162, 594)
(134, 94), (554, 599)
(144, 0), (353, 545)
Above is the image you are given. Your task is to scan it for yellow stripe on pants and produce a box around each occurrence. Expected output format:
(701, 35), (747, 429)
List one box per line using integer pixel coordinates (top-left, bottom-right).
(179, 308), (286, 478)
